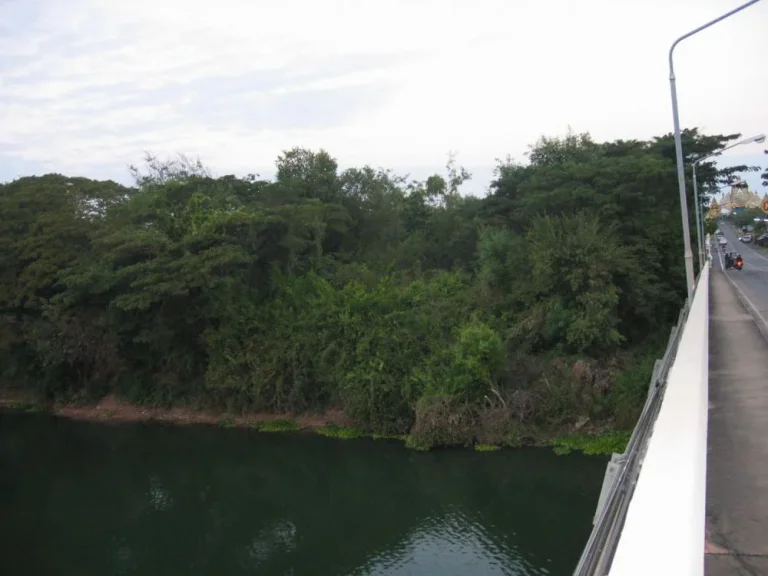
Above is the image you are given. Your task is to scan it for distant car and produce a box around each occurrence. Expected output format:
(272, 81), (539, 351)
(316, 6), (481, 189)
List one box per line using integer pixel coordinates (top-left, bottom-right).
(719, 237), (728, 245)
(715, 229), (723, 236)
(742, 233), (753, 243)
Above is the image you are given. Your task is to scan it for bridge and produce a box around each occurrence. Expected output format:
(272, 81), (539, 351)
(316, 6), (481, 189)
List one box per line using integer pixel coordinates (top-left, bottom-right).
(574, 223), (768, 576)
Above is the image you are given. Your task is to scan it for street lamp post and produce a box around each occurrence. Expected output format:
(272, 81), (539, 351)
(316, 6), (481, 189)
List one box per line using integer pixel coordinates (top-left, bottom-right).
(692, 134), (766, 271)
(668, 0), (763, 299)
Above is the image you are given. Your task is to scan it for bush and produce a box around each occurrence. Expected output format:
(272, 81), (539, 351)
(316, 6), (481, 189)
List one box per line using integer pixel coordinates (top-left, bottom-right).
(408, 395), (477, 450)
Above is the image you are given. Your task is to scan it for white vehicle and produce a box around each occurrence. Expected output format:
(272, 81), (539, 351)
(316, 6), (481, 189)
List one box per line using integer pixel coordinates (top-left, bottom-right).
(742, 233), (753, 243)
(719, 237), (728, 246)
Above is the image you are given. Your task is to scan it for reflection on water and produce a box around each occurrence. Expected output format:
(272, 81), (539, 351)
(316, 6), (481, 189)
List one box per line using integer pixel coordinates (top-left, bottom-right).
(357, 511), (538, 576)
(0, 411), (605, 576)
(148, 475), (173, 511)
(245, 520), (298, 570)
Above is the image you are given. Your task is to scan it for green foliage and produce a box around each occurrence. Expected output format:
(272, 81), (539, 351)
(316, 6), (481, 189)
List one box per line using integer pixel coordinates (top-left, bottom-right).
(315, 425), (363, 440)
(416, 319), (504, 404)
(0, 131), (743, 447)
(552, 431), (632, 456)
(255, 419), (301, 433)
(609, 347), (660, 427)
(728, 207), (764, 229)
(404, 434), (432, 451)
(474, 444), (501, 452)
(518, 212), (624, 354)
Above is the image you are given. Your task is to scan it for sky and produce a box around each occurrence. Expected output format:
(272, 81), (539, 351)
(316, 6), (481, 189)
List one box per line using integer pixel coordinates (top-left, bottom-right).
(1, 0), (766, 195)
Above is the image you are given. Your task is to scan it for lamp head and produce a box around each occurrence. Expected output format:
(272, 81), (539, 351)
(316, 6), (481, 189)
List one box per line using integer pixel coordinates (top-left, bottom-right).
(738, 134), (766, 146)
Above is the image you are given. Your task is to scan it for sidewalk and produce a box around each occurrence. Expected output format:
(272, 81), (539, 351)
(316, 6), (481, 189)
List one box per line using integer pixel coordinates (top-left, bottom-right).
(706, 269), (768, 575)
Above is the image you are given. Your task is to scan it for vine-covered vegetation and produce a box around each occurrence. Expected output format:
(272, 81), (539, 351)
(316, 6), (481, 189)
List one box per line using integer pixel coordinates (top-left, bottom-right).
(0, 129), (751, 447)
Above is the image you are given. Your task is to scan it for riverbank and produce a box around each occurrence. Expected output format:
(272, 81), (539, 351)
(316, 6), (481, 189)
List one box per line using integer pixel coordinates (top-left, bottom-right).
(0, 391), (629, 455)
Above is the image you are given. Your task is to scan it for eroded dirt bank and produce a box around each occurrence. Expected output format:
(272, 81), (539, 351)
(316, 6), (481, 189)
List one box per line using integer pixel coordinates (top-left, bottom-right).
(0, 392), (349, 430)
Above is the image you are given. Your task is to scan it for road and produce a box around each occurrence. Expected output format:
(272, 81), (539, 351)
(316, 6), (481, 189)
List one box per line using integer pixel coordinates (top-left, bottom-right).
(706, 222), (768, 575)
(711, 223), (768, 332)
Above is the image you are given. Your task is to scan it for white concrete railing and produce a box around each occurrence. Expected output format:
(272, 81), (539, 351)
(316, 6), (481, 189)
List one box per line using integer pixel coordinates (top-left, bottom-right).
(608, 263), (710, 576)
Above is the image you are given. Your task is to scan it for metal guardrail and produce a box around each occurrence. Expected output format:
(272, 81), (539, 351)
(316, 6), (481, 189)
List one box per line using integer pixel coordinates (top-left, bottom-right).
(572, 270), (707, 576)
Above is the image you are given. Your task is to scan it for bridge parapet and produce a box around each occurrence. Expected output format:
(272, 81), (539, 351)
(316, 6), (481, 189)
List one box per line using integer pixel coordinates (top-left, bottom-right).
(574, 264), (709, 576)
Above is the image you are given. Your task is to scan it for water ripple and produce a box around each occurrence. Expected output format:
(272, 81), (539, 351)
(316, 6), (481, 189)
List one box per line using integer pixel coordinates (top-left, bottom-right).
(350, 508), (542, 576)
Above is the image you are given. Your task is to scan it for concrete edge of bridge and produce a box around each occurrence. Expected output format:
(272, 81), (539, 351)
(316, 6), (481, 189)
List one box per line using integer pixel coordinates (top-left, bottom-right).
(606, 263), (710, 576)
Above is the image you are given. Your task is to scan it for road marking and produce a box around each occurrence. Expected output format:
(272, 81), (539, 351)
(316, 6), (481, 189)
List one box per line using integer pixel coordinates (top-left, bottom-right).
(717, 227), (768, 271)
(744, 261), (768, 272)
(742, 242), (768, 264)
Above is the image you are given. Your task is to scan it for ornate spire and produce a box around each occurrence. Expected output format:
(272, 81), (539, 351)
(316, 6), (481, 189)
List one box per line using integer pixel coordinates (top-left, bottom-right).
(720, 183), (761, 211)
(707, 198), (721, 219)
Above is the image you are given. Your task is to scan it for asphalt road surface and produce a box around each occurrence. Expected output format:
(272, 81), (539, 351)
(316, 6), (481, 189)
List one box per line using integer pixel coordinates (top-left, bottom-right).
(712, 223), (768, 332)
(706, 223), (768, 575)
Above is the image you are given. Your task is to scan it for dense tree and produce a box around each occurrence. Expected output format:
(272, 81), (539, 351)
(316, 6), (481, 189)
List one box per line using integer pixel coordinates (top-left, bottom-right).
(0, 129), (747, 446)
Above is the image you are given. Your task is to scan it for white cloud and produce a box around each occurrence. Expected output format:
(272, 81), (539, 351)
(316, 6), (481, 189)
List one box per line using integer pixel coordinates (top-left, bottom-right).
(0, 0), (766, 189)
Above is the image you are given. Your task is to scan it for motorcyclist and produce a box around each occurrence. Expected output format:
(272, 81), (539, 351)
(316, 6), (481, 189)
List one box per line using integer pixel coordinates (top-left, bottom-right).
(736, 254), (744, 268)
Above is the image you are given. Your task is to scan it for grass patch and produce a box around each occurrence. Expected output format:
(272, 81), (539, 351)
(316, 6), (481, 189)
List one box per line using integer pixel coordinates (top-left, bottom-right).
(315, 425), (363, 440)
(474, 444), (501, 452)
(255, 419), (301, 433)
(552, 430), (631, 456)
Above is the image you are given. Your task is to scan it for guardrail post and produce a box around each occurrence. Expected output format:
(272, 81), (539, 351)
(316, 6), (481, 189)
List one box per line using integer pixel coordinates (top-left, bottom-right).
(593, 453), (626, 525)
(646, 359), (663, 401)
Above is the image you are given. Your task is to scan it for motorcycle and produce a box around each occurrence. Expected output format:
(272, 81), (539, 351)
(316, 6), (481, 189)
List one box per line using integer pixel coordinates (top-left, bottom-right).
(725, 253), (743, 271)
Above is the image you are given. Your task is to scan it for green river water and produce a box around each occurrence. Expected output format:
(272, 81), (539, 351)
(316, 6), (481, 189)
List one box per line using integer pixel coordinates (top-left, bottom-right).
(0, 411), (605, 576)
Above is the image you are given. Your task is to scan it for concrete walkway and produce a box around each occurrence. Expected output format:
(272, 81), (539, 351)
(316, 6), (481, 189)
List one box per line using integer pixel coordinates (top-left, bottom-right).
(706, 269), (768, 575)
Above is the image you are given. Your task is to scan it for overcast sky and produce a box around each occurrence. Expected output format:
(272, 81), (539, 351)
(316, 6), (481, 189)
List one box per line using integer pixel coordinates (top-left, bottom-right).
(1, 0), (766, 194)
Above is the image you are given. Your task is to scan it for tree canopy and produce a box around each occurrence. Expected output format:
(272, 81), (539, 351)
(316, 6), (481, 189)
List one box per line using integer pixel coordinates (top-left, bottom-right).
(0, 128), (747, 446)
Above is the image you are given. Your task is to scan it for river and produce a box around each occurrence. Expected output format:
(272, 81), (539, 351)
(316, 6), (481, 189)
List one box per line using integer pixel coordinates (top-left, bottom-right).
(0, 411), (605, 576)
